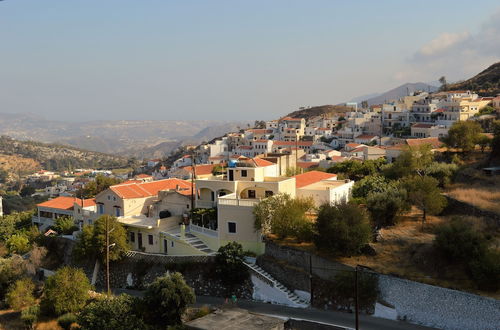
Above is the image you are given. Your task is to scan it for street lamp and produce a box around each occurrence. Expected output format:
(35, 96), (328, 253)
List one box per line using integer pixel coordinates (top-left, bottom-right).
(105, 217), (116, 296)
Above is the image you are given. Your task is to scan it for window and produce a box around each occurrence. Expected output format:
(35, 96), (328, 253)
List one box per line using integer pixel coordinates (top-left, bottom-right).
(171, 241), (174, 247)
(148, 235), (154, 245)
(113, 196), (116, 201)
(88, 219), (93, 225)
(265, 190), (274, 197)
(107, 195), (111, 200)
(130, 232), (135, 242)
(228, 222), (236, 233)
(241, 170), (247, 177)
(248, 190), (256, 198)
(98, 204), (104, 214)
(115, 207), (120, 217)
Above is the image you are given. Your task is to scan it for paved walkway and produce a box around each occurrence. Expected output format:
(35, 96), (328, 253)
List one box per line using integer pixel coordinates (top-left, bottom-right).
(112, 288), (436, 330)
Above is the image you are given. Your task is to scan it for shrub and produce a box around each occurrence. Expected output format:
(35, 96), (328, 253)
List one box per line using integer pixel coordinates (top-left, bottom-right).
(434, 218), (488, 262)
(468, 249), (500, 291)
(41, 266), (91, 316)
(6, 277), (36, 311)
(314, 203), (371, 256)
(54, 216), (78, 235)
(21, 305), (40, 329)
(6, 233), (30, 254)
(58, 313), (77, 330)
(215, 242), (248, 286)
(331, 270), (379, 311)
(78, 294), (147, 330)
(366, 188), (409, 229)
(143, 272), (195, 327)
(351, 175), (393, 200)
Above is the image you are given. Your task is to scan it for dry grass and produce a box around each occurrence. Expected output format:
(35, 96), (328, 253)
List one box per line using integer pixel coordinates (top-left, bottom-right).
(0, 309), (62, 330)
(447, 184), (500, 215)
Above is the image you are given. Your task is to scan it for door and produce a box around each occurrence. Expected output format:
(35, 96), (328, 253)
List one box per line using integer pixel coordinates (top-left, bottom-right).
(164, 239), (168, 254)
(138, 233), (143, 250)
(229, 169), (234, 181)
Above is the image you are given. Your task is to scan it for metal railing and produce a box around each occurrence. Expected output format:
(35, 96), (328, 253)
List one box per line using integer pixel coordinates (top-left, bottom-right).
(190, 223), (218, 238)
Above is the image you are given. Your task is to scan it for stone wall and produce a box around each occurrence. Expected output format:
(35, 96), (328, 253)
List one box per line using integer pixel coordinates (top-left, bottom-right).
(378, 274), (500, 330)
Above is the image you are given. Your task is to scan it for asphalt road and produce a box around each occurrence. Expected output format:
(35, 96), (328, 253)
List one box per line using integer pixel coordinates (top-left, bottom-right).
(113, 288), (436, 330)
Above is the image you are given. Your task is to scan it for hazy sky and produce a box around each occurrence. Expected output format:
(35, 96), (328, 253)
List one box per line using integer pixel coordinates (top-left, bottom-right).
(1, 1), (500, 122)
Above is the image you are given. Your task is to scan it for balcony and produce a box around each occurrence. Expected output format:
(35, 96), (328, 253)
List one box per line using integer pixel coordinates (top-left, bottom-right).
(196, 200), (216, 209)
(217, 193), (260, 207)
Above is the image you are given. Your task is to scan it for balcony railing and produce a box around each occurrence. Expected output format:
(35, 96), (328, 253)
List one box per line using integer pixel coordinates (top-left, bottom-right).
(218, 198), (259, 207)
(196, 200), (216, 208)
(190, 224), (218, 238)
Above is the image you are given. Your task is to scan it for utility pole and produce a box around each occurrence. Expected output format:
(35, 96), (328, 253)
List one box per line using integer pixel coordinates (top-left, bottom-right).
(355, 266), (359, 330)
(106, 216), (110, 296)
(309, 254), (314, 306)
(190, 153), (197, 221)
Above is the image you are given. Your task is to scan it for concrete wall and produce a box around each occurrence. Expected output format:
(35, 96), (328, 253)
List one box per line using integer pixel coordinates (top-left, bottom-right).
(378, 274), (500, 330)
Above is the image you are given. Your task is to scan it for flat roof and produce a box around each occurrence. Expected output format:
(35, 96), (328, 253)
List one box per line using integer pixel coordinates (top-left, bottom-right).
(299, 179), (350, 191)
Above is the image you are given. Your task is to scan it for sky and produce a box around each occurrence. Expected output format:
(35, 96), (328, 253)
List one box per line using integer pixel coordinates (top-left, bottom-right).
(1, 1), (500, 122)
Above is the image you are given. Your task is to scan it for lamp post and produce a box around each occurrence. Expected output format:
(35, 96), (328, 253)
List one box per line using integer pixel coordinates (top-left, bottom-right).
(105, 216), (116, 296)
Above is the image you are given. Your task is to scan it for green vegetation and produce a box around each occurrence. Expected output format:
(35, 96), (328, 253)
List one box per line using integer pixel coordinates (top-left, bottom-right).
(366, 187), (409, 229)
(327, 158), (386, 181)
(142, 272), (195, 327)
(329, 270), (379, 311)
(253, 193), (315, 241)
(41, 266), (91, 316)
(403, 175), (447, 223)
(442, 121), (483, 153)
(434, 217), (500, 291)
(314, 203), (371, 256)
(78, 295), (147, 330)
(382, 144), (434, 179)
(1, 193), (46, 215)
(77, 174), (122, 198)
(54, 216), (78, 235)
(215, 242), (248, 286)
(5, 233), (30, 254)
(57, 313), (77, 330)
(73, 215), (128, 262)
(21, 305), (40, 329)
(6, 277), (36, 311)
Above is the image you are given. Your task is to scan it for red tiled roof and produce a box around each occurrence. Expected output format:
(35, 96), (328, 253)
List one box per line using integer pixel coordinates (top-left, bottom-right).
(293, 171), (337, 188)
(252, 158), (274, 167)
(273, 141), (313, 147)
(182, 164), (221, 176)
(37, 196), (95, 210)
(355, 134), (377, 140)
(238, 145), (253, 150)
(351, 147), (366, 153)
(281, 117), (303, 121)
(110, 179), (192, 199)
(135, 174), (152, 178)
(346, 143), (362, 148)
(296, 162), (319, 169)
(405, 137), (443, 149)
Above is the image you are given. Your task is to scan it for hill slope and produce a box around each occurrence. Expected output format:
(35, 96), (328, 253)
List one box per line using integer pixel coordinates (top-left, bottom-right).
(446, 62), (500, 96)
(361, 82), (438, 106)
(0, 136), (128, 171)
(286, 105), (353, 119)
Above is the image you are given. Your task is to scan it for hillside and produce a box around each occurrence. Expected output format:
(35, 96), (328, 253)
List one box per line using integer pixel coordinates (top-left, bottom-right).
(361, 82), (438, 106)
(446, 62), (500, 96)
(286, 105), (353, 119)
(0, 136), (128, 171)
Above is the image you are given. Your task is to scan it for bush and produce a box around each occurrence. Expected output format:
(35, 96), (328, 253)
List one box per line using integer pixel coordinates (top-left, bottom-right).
(314, 203), (371, 256)
(434, 218), (487, 262)
(215, 242), (248, 286)
(366, 188), (409, 229)
(331, 270), (379, 311)
(41, 266), (91, 316)
(468, 250), (500, 291)
(58, 313), (77, 330)
(54, 216), (78, 235)
(6, 277), (36, 311)
(78, 294), (147, 330)
(5, 233), (30, 254)
(21, 305), (40, 329)
(143, 272), (195, 327)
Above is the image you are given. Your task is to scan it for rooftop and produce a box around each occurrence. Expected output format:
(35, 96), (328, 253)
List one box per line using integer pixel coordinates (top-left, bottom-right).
(293, 170), (337, 188)
(37, 196), (96, 210)
(110, 178), (192, 199)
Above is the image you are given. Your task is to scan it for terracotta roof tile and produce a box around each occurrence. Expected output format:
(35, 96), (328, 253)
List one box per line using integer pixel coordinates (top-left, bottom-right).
(110, 179), (192, 199)
(293, 171), (337, 188)
(37, 196), (95, 210)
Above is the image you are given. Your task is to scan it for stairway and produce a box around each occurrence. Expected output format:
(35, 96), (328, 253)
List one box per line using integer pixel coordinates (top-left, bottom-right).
(244, 261), (309, 307)
(172, 232), (215, 255)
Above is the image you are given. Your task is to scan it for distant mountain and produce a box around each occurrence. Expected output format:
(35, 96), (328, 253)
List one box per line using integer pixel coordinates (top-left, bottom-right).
(349, 92), (381, 104)
(357, 82), (438, 106)
(446, 62), (500, 96)
(286, 105), (353, 119)
(0, 113), (247, 157)
(0, 136), (128, 171)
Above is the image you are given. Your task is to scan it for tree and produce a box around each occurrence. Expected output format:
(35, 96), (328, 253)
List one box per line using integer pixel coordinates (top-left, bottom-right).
(57, 313), (77, 330)
(6, 233), (30, 254)
(20, 185), (36, 197)
(54, 216), (78, 235)
(215, 242), (248, 286)
(77, 175), (122, 198)
(438, 76), (447, 91)
(6, 277), (36, 311)
(78, 294), (147, 330)
(0, 211), (35, 241)
(142, 272), (195, 327)
(331, 270), (379, 311)
(253, 194), (314, 240)
(403, 176), (447, 223)
(314, 203), (371, 256)
(423, 162), (458, 187)
(351, 175), (395, 200)
(383, 144), (434, 179)
(21, 305), (40, 330)
(491, 120), (500, 158)
(366, 188), (409, 229)
(41, 266), (91, 316)
(73, 215), (128, 262)
(361, 100), (369, 109)
(328, 159), (386, 181)
(442, 121), (482, 153)
(477, 135), (492, 153)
